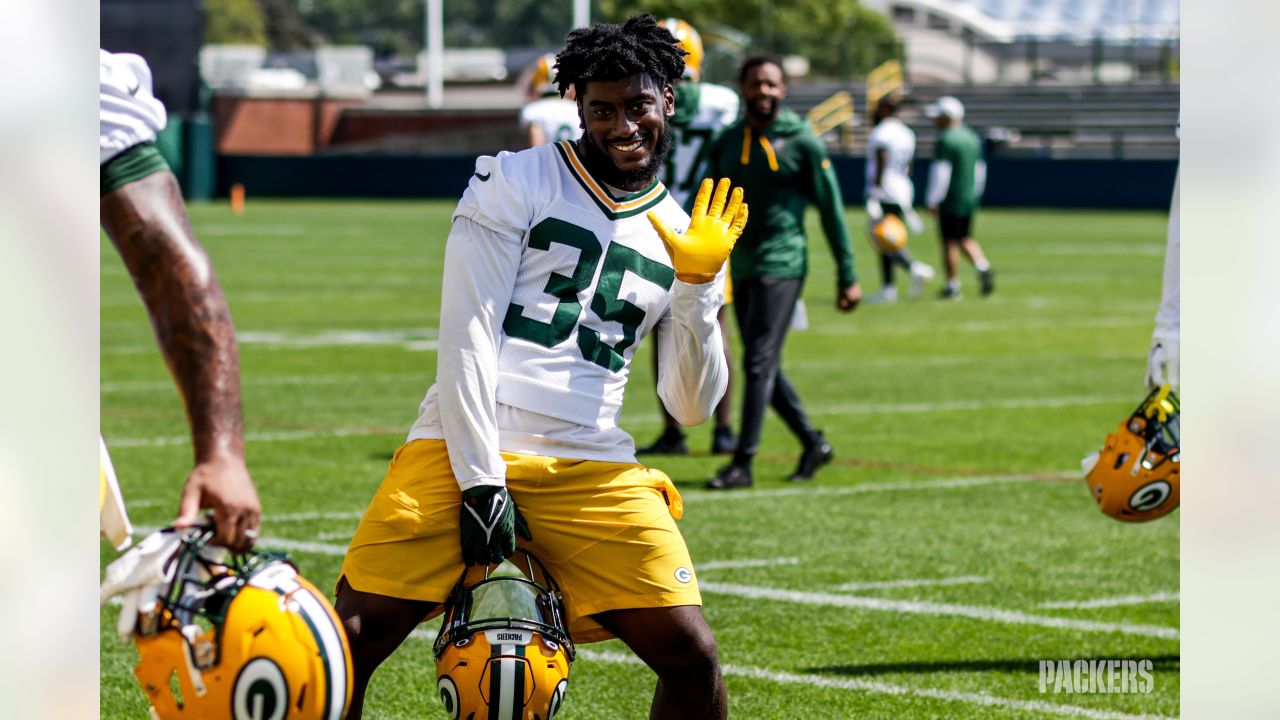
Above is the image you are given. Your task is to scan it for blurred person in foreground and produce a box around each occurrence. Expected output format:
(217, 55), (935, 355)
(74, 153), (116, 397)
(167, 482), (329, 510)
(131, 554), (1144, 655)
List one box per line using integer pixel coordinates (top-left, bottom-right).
(333, 15), (742, 718)
(1147, 166), (1179, 391)
(924, 95), (995, 300)
(700, 55), (861, 490)
(99, 49), (261, 553)
(520, 53), (582, 147)
(637, 17), (740, 456)
(863, 93), (934, 304)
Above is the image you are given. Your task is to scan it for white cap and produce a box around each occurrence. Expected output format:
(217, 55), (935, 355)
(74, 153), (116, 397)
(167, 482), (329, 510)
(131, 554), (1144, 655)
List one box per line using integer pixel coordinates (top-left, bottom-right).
(925, 96), (965, 120)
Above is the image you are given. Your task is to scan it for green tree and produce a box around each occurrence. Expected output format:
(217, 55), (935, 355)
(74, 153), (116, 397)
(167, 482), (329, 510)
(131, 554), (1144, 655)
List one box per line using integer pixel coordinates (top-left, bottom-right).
(205, 0), (267, 46)
(596, 0), (900, 79)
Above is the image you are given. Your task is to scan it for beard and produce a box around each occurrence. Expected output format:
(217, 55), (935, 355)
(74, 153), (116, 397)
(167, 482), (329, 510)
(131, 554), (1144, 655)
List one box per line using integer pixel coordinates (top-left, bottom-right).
(579, 117), (674, 191)
(746, 96), (779, 124)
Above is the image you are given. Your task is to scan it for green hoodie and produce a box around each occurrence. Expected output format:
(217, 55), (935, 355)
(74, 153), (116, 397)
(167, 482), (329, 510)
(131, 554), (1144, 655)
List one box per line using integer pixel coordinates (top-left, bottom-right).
(703, 108), (857, 287)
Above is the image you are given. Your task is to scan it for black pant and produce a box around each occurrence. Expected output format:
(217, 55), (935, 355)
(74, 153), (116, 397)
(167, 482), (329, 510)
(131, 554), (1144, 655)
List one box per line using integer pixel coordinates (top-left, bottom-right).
(731, 275), (818, 463)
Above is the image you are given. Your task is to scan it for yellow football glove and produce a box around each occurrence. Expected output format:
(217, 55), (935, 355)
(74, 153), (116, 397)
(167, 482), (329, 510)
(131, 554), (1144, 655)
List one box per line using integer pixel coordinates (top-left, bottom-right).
(648, 178), (748, 284)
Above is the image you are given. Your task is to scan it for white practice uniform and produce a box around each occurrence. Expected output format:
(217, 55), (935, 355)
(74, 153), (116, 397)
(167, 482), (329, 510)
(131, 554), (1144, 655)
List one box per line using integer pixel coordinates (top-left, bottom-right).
(519, 96), (583, 144)
(866, 117), (924, 232)
(409, 140), (727, 489)
(100, 49), (168, 549)
(667, 82), (739, 208)
(100, 49), (167, 166)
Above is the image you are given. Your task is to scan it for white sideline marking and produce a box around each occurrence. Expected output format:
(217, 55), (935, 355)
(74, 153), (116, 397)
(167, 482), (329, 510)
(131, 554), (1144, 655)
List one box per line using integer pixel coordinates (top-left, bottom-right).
(681, 475), (1045, 503)
(698, 558), (800, 570)
(1039, 592), (1180, 610)
(811, 316), (1145, 337)
(701, 582), (1179, 640)
(837, 576), (989, 592)
(103, 372), (427, 393)
(401, 632), (1171, 720)
(246, 476), (1056, 522)
(130, 525), (350, 557)
(105, 392), (1124, 447)
(109, 426), (400, 448)
(236, 329), (436, 349)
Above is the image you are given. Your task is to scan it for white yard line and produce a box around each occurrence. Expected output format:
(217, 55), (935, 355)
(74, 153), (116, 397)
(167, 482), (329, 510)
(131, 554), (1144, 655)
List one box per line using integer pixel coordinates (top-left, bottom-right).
(1038, 593), (1180, 610)
(103, 373), (428, 393)
(104, 393), (1124, 448)
(810, 316), (1145, 337)
(401, 631), (1171, 720)
(837, 576), (990, 592)
(698, 558), (800, 570)
(700, 582), (1178, 640)
(235, 476), (1058, 522)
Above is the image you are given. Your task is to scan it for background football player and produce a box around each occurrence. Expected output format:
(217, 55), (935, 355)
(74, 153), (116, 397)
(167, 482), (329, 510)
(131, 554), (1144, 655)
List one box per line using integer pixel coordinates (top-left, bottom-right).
(520, 53), (582, 147)
(863, 93), (934, 304)
(924, 95), (995, 300)
(333, 15), (741, 718)
(100, 49), (261, 553)
(638, 17), (741, 456)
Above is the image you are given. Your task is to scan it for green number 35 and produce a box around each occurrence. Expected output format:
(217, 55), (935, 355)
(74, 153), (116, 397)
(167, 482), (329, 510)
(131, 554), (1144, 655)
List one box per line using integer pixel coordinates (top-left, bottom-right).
(503, 217), (675, 372)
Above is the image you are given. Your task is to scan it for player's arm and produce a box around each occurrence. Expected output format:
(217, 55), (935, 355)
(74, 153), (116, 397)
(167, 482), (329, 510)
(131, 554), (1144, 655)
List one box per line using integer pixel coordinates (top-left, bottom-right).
(648, 179), (744, 424)
(874, 147), (887, 189)
(101, 164), (260, 552)
(526, 123), (547, 148)
(804, 141), (861, 312)
(438, 187), (532, 565)
(925, 141), (952, 212)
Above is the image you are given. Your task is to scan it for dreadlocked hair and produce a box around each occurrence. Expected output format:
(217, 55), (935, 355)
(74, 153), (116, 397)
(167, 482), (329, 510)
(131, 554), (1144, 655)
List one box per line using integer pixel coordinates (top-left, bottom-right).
(555, 13), (686, 98)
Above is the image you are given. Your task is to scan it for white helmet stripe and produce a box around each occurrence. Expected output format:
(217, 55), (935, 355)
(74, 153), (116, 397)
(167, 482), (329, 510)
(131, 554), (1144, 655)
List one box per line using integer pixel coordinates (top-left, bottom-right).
(291, 587), (349, 720)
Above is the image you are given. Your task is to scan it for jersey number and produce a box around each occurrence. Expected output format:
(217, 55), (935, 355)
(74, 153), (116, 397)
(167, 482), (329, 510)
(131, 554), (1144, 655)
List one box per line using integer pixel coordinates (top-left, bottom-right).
(667, 127), (715, 193)
(503, 218), (675, 372)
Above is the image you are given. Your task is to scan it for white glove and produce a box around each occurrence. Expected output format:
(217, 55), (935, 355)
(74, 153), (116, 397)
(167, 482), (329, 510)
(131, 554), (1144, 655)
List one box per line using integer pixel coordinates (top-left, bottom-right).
(864, 198), (883, 222)
(1145, 338), (1179, 391)
(101, 530), (185, 643)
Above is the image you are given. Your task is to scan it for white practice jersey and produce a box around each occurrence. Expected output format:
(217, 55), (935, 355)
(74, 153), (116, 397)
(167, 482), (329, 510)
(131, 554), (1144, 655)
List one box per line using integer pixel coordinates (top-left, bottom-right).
(865, 117), (916, 207)
(100, 49), (167, 166)
(667, 82), (740, 208)
(410, 141), (728, 489)
(519, 97), (583, 144)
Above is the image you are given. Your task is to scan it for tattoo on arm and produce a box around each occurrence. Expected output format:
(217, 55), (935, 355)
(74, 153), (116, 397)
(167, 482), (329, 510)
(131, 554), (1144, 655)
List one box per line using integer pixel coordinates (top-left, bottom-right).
(101, 170), (245, 462)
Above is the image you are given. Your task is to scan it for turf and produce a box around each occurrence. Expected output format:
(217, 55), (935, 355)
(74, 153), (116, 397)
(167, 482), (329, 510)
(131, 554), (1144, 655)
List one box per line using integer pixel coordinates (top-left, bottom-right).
(101, 200), (1179, 718)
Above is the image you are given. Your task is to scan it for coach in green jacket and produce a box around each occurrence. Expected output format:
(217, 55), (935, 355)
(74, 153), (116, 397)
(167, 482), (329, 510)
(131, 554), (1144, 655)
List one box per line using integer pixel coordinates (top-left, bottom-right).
(701, 54), (861, 490)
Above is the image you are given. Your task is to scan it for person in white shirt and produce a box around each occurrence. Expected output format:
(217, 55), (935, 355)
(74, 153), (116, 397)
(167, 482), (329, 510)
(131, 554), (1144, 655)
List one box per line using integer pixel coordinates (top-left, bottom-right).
(520, 53), (582, 147)
(863, 95), (934, 303)
(99, 49), (261, 553)
(638, 17), (742, 456)
(334, 15), (744, 718)
(1147, 166), (1179, 390)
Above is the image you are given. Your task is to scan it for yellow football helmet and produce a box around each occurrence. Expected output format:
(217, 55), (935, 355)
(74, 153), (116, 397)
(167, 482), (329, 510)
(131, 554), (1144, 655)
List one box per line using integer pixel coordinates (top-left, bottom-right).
(1083, 385), (1180, 522)
(660, 18), (704, 81)
(434, 549), (574, 720)
(870, 214), (909, 253)
(132, 529), (353, 720)
(529, 53), (559, 97)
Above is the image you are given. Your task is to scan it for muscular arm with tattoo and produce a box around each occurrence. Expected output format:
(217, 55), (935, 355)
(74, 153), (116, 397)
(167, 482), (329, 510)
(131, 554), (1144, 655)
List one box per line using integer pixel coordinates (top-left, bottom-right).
(100, 169), (261, 551)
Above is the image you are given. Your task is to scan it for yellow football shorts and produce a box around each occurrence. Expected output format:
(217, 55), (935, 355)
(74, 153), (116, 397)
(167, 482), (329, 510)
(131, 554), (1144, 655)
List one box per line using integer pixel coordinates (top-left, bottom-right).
(340, 439), (700, 644)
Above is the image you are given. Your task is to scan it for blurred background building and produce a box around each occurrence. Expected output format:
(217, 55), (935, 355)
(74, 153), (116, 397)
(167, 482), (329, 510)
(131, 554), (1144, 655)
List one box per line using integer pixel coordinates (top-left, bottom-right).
(100, 0), (1177, 205)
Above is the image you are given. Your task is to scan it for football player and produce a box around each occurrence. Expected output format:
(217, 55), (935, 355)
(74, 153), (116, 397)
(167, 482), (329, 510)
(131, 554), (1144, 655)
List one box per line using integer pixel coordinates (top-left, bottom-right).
(520, 53), (582, 147)
(924, 96), (995, 299)
(1147, 166), (1179, 390)
(334, 15), (742, 719)
(100, 49), (261, 552)
(863, 94), (934, 303)
(637, 17), (740, 456)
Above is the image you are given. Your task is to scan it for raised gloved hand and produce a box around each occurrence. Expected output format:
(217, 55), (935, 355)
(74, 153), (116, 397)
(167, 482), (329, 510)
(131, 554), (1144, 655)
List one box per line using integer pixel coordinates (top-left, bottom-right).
(459, 486), (532, 566)
(648, 178), (748, 284)
(1145, 338), (1179, 391)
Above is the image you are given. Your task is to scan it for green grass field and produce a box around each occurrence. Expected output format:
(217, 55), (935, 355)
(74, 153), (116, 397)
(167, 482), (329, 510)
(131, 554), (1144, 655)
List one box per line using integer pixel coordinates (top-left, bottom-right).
(101, 200), (1179, 719)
